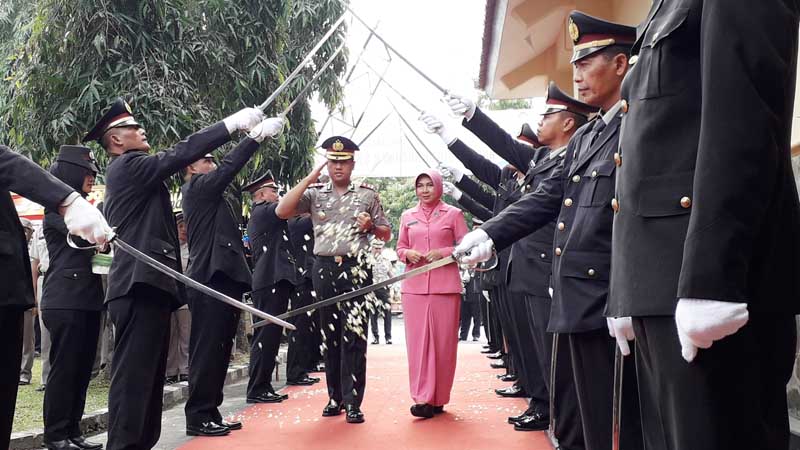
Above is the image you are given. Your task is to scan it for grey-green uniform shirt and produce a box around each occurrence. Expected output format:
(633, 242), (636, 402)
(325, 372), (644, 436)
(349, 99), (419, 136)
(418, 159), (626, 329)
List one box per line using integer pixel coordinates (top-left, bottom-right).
(296, 182), (390, 257)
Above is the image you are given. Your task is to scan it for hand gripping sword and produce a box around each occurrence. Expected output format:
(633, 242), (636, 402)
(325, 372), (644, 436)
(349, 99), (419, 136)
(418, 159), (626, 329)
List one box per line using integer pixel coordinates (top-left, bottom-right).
(69, 234), (295, 330)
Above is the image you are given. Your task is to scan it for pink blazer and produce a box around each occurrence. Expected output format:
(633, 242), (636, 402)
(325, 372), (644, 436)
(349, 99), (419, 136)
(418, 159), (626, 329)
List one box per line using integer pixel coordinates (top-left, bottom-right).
(396, 202), (468, 294)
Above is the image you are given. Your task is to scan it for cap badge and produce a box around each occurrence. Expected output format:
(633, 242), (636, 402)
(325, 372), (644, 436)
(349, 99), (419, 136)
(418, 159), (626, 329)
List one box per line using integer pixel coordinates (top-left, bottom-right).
(568, 18), (580, 43)
(332, 140), (344, 151)
(124, 101), (132, 114)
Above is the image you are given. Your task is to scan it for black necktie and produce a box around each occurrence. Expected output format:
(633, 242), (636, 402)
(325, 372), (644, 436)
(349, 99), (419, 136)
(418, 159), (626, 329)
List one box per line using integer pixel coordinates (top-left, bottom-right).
(589, 118), (607, 146)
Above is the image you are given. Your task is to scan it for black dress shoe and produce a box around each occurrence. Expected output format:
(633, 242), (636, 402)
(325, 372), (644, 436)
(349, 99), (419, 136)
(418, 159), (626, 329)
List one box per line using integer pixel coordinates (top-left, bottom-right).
(507, 408), (535, 424)
(472, 336), (480, 341)
(164, 376), (178, 385)
(18, 379), (30, 386)
(486, 351), (504, 359)
(371, 337), (380, 345)
(514, 413), (549, 431)
(496, 385), (527, 397)
(43, 439), (81, 449)
(286, 376), (316, 386)
(410, 403), (434, 418)
(498, 373), (518, 382)
(36, 384), (47, 392)
(246, 392), (286, 403)
(480, 347), (498, 354)
(322, 399), (344, 416)
(69, 436), (103, 450)
(221, 420), (242, 430)
(386, 338), (392, 345)
(345, 404), (365, 423)
(186, 422), (230, 437)
(433, 405), (444, 415)
(459, 336), (466, 341)
(179, 374), (189, 382)
(490, 361), (507, 369)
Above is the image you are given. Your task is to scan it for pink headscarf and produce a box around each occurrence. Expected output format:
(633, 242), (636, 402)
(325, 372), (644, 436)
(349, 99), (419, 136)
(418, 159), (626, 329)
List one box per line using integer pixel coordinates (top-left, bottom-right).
(415, 169), (444, 219)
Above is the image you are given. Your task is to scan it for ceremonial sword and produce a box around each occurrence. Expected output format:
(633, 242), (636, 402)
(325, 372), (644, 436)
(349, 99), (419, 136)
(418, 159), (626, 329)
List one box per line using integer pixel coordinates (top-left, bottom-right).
(388, 99), (442, 165)
(68, 235), (295, 330)
(611, 346), (624, 450)
(280, 40), (347, 117)
(549, 332), (559, 438)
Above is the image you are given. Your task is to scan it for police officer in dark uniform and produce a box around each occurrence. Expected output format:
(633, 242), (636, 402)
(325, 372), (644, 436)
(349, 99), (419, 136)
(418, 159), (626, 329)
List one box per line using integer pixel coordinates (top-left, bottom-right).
(0, 145), (108, 449)
(86, 97), (265, 450)
(244, 170), (300, 403)
(41, 146), (105, 450)
(608, 3), (800, 450)
(276, 136), (391, 424)
(181, 117), (284, 436)
(456, 12), (644, 450)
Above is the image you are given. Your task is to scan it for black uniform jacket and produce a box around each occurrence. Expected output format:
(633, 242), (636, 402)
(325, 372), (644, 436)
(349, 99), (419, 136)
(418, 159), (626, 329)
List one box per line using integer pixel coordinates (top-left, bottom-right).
(42, 211), (104, 311)
(103, 122), (231, 304)
(288, 216), (315, 284)
(248, 201), (297, 292)
(609, 0), (800, 316)
(483, 112), (622, 333)
(0, 146), (73, 308)
(182, 137), (258, 289)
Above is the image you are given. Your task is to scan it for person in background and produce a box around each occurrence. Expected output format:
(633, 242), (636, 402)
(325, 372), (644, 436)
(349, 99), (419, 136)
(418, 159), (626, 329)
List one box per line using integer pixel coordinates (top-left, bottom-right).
(396, 169), (468, 419)
(28, 221), (52, 392)
(369, 239), (392, 345)
(165, 212), (190, 385)
(18, 218), (36, 386)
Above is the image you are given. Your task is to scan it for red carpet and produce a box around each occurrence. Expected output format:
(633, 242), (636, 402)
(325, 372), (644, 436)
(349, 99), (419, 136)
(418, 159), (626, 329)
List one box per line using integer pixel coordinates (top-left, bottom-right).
(179, 341), (553, 450)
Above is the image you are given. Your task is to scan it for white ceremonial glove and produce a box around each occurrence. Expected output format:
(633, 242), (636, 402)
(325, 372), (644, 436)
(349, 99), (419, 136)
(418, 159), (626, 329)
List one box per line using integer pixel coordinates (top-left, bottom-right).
(223, 107), (265, 135)
(674, 298), (749, 363)
(442, 181), (462, 201)
(63, 196), (113, 246)
(455, 228), (493, 265)
(248, 117), (285, 142)
(419, 111), (457, 146)
(438, 163), (464, 182)
(606, 317), (635, 356)
(442, 93), (477, 121)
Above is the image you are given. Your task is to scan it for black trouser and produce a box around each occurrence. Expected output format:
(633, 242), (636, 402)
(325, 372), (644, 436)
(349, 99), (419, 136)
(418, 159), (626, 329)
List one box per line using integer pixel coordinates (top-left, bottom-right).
(369, 287), (392, 340)
(185, 275), (243, 426)
(506, 291), (546, 409)
(459, 299), (481, 339)
(0, 306), (25, 449)
(247, 280), (292, 397)
(568, 329), (642, 450)
(286, 279), (318, 382)
(492, 284), (516, 375)
(42, 309), (101, 442)
(312, 257), (370, 408)
(106, 287), (173, 450)
(526, 296), (583, 450)
(481, 290), (502, 350)
(634, 314), (795, 450)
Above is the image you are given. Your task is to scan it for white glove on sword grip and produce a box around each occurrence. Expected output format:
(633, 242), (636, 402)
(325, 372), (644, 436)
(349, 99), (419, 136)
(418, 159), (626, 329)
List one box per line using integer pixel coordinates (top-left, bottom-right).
(442, 93), (477, 121)
(248, 117), (286, 142)
(63, 196), (113, 246)
(455, 229), (493, 265)
(419, 111), (457, 146)
(223, 107), (265, 135)
(438, 163), (464, 182)
(675, 298), (749, 363)
(606, 317), (635, 356)
(442, 181), (462, 201)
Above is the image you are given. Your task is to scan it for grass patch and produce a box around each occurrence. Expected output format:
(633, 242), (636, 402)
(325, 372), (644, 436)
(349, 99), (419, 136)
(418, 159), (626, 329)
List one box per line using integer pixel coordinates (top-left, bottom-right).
(13, 358), (110, 433)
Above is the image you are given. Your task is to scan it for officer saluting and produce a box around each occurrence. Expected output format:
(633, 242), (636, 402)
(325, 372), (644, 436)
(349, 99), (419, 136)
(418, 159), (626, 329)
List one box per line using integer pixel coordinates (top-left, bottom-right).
(276, 136), (391, 424)
(41, 146), (105, 450)
(86, 97), (264, 450)
(181, 117), (284, 436)
(608, 3), (800, 450)
(243, 170), (298, 404)
(0, 146), (109, 449)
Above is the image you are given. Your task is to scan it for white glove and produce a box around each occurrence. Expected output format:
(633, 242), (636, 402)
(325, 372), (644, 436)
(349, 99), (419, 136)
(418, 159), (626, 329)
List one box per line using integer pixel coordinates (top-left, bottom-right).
(442, 181), (462, 200)
(442, 93), (477, 121)
(248, 117), (285, 142)
(606, 317), (635, 356)
(419, 111), (457, 146)
(223, 107), (265, 135)
(454, 228), (493, 265)
(675, 298), (749, 363)
(438, 163), (463, 182)
(63, 196), (113, 246)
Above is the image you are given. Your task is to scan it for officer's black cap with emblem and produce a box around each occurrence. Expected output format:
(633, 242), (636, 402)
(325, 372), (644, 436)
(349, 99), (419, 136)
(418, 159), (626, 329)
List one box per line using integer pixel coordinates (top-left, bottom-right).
(56, 145), (99, 174)
(243, 170), (279, 193)
(568, 11), (636, 63)
(83, 97), (141, 145)
(541, 81), (598, 117)
(320, 136), (358, 161)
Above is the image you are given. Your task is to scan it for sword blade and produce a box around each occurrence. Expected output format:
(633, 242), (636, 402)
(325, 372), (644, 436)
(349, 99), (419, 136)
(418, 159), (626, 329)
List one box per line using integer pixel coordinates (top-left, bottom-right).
(281, 40), (347, 117)
(549, 332), (559, 437)
(611, 346), (624, 450)
(389, 101), (442, 165)
(253, 255), (457, 328)
(112, 237), (295, 330)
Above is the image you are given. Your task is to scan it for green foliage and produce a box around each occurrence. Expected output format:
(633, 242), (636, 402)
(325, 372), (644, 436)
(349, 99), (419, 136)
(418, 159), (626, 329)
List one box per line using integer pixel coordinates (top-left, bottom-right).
(476, 91), (531, 110)
(0, 0), (347, 189)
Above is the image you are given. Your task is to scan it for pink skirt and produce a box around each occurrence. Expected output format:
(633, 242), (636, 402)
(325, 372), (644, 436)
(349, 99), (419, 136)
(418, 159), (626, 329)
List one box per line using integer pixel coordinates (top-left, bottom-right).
(401, 293), (461, 406)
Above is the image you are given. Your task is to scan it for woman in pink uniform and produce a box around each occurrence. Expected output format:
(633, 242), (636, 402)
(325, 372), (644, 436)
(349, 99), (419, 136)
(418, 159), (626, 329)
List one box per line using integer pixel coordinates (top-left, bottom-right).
(396, 169), (468, 418)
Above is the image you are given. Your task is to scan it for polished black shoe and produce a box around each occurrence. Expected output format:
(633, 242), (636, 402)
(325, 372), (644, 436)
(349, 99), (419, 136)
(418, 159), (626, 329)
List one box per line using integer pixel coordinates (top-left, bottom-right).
(433, 405), (444, 415)
(513, 413), (549, 431)
(322, 399), (344, 416)
(221, 420), (242, 430)
(246, 391), (286, 403)
(498, 373), (518, 382)
(410, 403), (434, 418)
(490, 361), (507, 369)
(69, 436), (103, 449)
(486, 351), (504, 359)
(18, 379), (30, 386)
(164, 375), (178, 385)
(43, 439), (81, 450)
(345, 404), (365, 423)
(459, 336), (466, 341)
(36, 384), (47, 392)
(507, 409), (535, 424)
(186, 422), (230, 437)
(496, 385), (527, 398)
(480, 347), (498, 354)
(472, 336), (480, 341)
(371, 337), (380, 345)
(286, 376), (317, 386)
(386, 338), (392, 345)
(179, 373), (189, 382)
